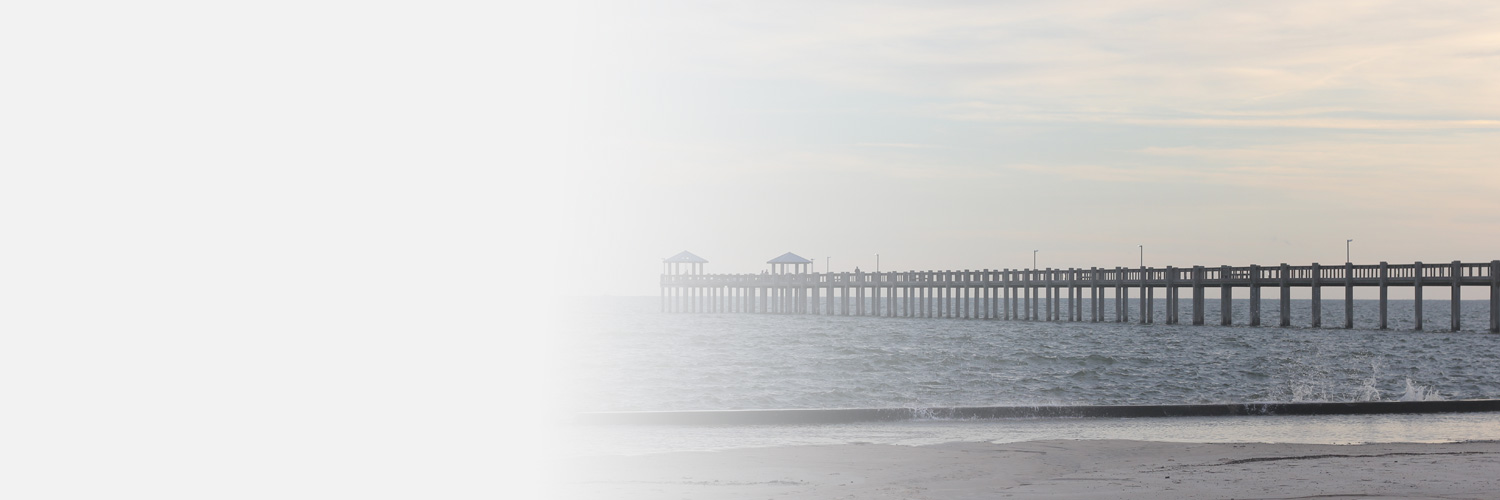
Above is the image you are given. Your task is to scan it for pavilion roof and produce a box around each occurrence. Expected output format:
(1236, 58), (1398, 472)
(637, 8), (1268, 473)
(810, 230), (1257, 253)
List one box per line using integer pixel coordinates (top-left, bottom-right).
(663, 251), (708, 263)
(766, 252), (812, 264)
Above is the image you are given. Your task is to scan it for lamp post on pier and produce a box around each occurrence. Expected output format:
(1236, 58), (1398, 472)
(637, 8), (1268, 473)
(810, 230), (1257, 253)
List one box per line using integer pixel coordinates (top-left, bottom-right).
(1346, 239), (1353, 263)
(1033, 250), (1038, 270)
(1139, 245), (1144, 267)
(876, 253), (880, 273)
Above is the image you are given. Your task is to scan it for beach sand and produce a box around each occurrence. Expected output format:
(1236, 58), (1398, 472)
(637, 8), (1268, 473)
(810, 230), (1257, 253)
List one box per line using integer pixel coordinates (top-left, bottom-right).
(552, 439), (1500, 499)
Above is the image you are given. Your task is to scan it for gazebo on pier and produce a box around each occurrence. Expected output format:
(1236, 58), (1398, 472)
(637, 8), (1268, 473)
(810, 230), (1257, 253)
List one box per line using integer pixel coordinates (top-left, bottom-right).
(767, 252), (813, 274)
(663, 250), (708, 275)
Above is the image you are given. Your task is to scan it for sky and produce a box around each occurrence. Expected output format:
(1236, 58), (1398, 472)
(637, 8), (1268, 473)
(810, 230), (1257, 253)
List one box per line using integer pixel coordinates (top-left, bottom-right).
(560, 0), (1500, 297)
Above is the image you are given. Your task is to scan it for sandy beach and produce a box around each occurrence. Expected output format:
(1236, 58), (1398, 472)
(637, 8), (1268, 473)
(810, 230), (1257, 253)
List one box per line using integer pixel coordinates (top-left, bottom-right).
(553, 439), (1500, 499)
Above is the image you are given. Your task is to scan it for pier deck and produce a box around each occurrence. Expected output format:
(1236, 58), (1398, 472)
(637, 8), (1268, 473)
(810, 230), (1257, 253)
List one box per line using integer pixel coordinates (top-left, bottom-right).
(661, 261), (1500, 332)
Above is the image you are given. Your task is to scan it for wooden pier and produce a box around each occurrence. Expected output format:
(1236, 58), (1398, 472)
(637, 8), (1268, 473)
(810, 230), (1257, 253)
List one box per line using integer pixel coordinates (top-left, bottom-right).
(660, 253), (1500, 333)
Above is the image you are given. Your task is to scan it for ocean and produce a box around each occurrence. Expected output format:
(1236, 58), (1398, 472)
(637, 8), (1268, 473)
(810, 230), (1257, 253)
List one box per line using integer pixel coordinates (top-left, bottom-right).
(556, 296), (1500, 455)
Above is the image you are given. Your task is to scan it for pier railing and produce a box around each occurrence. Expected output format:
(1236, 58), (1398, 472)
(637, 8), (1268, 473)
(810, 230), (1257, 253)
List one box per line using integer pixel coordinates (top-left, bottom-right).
(662, 262), (1495, 288)
(661, 261), (1500, 333)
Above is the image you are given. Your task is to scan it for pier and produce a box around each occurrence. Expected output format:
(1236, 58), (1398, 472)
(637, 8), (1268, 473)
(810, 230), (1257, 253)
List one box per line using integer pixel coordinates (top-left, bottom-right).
(660, 252), (1500, 333)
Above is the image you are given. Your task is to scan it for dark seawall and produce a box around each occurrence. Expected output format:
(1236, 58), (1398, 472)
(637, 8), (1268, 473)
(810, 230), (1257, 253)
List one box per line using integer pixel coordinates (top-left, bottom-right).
(576, 399), (1500, 425)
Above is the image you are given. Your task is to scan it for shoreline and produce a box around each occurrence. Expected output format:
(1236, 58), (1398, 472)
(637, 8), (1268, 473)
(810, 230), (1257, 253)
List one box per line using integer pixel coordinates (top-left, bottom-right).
(576, 399), (1500, 425)
(553, 438), (1500, 499)
(560, 411), (1500, 458)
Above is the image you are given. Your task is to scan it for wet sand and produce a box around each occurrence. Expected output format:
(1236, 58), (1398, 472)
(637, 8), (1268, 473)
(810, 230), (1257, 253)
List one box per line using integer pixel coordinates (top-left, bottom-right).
(553, 439), (1500, 499)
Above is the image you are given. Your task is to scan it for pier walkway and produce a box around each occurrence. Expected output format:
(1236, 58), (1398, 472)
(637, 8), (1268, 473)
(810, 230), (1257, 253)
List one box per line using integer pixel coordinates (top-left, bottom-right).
(660, 261), (1500, 333)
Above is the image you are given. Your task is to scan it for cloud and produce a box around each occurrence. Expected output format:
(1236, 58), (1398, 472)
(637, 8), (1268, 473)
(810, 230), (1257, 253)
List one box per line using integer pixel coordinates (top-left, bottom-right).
(942, 101), (1500, 130)
(1000, 135), (1500, 205)
(597, 1), (1500, 125)
(856, 142), (941, 149)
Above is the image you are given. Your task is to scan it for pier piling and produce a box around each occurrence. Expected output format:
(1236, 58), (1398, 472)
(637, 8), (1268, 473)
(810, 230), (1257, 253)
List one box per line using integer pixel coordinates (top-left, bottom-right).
(1249, 265), (1261, 326)
(1139, 267), (1147, 324)
(1345, 262), (1355, 329)
(1492, 260), (1499, 333)
(1414, 262), (1424, 331)
(1279, 263), (1291, 327)
(1165, 266), (1177, 324)
(1220, 265), (1232, 326)
(1311, 263), (1322, 328)
(1452, 261), (1462, 332)
(1192, 266), (1204, 326)
(1379, 262), (1389, 329)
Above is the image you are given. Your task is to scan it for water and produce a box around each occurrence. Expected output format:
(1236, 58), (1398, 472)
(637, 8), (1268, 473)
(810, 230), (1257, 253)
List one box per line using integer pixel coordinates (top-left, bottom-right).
(559, 297), (1500, 412)
(555, 297), (1500, 454)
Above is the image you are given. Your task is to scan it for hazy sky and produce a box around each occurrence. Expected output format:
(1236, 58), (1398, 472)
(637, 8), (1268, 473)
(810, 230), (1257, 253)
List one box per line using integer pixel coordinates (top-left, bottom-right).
(562, 1), (1500, 296)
